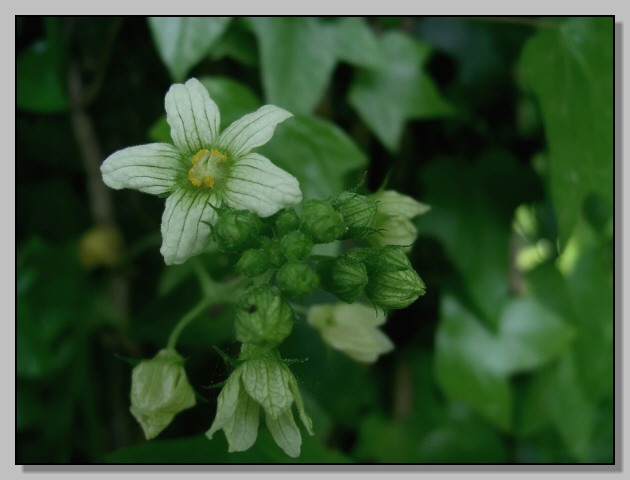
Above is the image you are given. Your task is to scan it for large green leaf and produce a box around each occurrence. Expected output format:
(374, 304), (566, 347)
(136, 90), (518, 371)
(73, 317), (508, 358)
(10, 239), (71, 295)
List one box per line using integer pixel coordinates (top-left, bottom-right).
(258, 115), (368, 201)
(520, 17), (613, 247)
(348, 31), (455, 151)
(534, 354), (596, 461)
(334, 17), (383, 69)
(416, 152), (540, 326)
(247, 17), (337, 115)
(148, 17), (232, 81)
(434, 296), (512, 431)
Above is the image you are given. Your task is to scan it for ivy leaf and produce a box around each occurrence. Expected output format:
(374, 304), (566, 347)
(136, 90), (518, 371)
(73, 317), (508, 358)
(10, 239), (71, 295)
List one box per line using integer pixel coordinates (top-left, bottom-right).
(148, 17), (232, 81)
(258, 115), (367, 201)
(247, 17), (337, 115)
(334, 17), (383, 69)
(520, 17), (613, 247)
(348, 31), (455, 151)
(434, 296), (512, 431)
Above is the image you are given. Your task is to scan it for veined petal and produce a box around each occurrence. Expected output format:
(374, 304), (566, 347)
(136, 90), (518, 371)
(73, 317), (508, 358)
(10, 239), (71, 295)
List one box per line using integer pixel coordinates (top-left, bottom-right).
(165, 78), (220, 154)
(374, 190), (430, 219)
(334, 303), (387, 328)
(160, 188), (218, 265)
(219, 105), (292, 157)
(100, 143), (182, 195)
(321, 324), (394, 363)
(206, 369), (242, 441)
(265, 408), (302, 458)
(241, 358), (293, 419)
(287, 374), (313, 435)
(224, 384), (260, 452)
(224, 153), (302, 217)
(371, 216), (418, 248)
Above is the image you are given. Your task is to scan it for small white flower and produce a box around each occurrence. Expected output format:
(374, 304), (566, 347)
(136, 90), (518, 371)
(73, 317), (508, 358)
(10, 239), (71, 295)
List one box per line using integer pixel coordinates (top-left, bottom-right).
(101, 78), (302, 265)
(206, 348), (313, 458)
(307, 303), (394, 363)
(370, 190), (430, 250)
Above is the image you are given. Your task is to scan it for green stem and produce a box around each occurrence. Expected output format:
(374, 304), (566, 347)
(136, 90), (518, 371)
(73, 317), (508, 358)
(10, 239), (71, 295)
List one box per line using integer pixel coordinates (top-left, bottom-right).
(166, 298), (213, 350)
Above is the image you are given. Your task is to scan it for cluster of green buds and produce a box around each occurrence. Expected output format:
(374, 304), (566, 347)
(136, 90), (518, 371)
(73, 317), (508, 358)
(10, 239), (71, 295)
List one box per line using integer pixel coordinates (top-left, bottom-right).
(100, 78), (430, 458)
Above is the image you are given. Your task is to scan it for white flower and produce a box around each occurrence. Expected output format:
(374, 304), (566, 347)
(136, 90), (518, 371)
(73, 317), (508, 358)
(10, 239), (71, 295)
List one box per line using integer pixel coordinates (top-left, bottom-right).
(370, 190), (430, 250)
(101, 78), (302, 265)
(206, 347), (313, 458)
(307, 303), (394, 363)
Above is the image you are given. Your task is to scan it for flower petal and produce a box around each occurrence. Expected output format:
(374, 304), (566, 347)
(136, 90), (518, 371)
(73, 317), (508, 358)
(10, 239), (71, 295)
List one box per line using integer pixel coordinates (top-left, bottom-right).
(160, 188), (218, 265)
(241, 357), (293, 419)
(223, 153), (302, 217)
(265, 408), (302, 458)
(100, 143), (182, 195)
(206, 369), (242, 441)
(370, 216), (418, 248)
(224, 383), (260, 452)
(287, 375), (313, 436)
(321, 323), (393, 363)
(219, 105), (292, 157)
(374, 190), (430, 219)
(165, 78), (220, 154)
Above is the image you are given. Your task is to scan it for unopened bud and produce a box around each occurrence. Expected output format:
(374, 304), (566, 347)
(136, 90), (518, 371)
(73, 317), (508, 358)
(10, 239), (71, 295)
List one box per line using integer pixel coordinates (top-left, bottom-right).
(129, 349), (196, 440)
(317, 255), (368, 303)
(351, 246), (425, 309)
(280, 230), (313, 261)
(300, 200), (345, 243)
(276, 262), (319, 299)
(214, 210), (262, 253)
(275, 208), (300, 236)
(333, 192), (377, 239)
(236, 249), (270, 277)
(235, 286), (295, 347)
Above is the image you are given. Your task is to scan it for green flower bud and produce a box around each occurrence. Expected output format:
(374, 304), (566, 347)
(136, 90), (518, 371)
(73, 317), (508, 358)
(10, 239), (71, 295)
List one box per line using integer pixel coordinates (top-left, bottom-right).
(129, 349), (196, 440)
(351, 246), (426, 309)
(235, 286), (295, 347)
(317, 256), (368, 303)
(236, 249), (270, 277)
(300, 200), (345, 243)
(333, 192), (378, 239)
(276, 262), (320, 298)
(364, 268), (426, 309)
(280, 230), (313, 261)
(275, 208), (300, 236)
(260, 237), (286, 268)
(214, 210), (262, 253)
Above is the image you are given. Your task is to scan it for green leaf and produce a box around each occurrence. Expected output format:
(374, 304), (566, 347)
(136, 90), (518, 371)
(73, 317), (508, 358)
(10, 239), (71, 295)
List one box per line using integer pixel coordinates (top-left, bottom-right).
(496, 298), (575, 374)
(348, 31), (455, 151)
(247, 17), (337, 114)
(434, 296), (512, 431)
(520, 17), (613, 247)
(258, 115), (367, 201)
(535, 354), (596, 461)
(148, 17), (232, 81)
(416, 152), (540, 326)
(17, 39), (68, 113)
(334, 17), (383, 69)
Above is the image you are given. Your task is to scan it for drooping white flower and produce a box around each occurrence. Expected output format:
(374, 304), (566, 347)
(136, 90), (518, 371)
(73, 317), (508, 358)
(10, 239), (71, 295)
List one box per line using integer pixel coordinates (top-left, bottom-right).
(101, 78), (302, 265)
(307, 303), (394, 363)
(206, 346), (313, 458)
(370, 190), (430, 250)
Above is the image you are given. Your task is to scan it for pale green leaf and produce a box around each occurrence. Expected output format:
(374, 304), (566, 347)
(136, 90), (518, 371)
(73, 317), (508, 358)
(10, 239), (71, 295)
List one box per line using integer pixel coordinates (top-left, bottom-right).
(348, 31), (455, 151)
(247, 17), (337, 114)
(148, 17), (232, 81)
(520, 17), (613, 247)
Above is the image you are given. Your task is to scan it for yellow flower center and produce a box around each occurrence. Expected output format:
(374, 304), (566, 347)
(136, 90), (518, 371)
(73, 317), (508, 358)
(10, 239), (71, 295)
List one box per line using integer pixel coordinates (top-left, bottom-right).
(187, 149), (228, 189)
